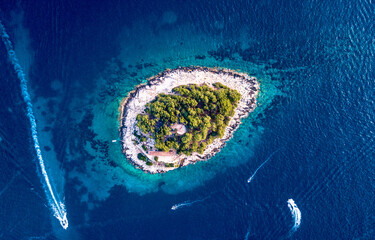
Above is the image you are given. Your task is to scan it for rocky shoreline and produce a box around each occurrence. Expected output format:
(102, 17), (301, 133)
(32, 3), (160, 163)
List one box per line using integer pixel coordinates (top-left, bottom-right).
(119, 66), (259, 174)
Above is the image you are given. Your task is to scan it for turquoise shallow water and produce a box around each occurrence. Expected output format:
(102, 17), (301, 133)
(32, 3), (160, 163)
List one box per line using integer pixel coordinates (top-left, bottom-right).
(80, 58), (285, 197)
(1, 0), (375, 239)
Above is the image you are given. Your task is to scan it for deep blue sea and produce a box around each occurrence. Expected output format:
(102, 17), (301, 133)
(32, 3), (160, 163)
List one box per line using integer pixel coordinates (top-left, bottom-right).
(0, 0), (374, 239)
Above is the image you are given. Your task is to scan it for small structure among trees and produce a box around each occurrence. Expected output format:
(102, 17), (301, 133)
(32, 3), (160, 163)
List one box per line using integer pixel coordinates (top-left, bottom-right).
(170, 123), (187, 135)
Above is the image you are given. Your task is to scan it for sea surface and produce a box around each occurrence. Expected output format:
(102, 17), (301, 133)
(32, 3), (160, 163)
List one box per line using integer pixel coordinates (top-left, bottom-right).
(0, 0), (374, 239)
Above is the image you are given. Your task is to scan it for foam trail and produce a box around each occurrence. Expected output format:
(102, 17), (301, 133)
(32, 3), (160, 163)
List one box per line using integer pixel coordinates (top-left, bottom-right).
(247, 148), (281, 183)
(287, 199), (301, 234)
(0, 172), (19, 198)
(244, 228), (251, 240)
(171, 196), (210, 211)
(0, 21), (68, 229)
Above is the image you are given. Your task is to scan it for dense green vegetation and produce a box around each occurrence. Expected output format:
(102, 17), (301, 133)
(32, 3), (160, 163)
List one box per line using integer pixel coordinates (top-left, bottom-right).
(137, 153), (147, 161)
(135, 83), (241, 155)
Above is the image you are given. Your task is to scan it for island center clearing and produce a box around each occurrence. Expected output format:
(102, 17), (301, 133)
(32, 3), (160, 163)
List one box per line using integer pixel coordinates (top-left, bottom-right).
(119, 66), (259, 173)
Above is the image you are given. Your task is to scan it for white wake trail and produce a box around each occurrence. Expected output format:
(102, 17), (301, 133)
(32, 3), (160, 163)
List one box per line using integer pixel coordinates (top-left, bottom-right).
(247, 148), (281, 183)
(287, 199), (301, 234)
(244, 228), (251, 240)
(0, 172), (19, 198)
(0, 20), (68, 229)
(171, 196), (210, 211)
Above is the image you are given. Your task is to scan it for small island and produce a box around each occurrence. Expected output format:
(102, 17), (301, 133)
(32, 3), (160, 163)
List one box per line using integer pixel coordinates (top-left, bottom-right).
(119, 66), (259, 173)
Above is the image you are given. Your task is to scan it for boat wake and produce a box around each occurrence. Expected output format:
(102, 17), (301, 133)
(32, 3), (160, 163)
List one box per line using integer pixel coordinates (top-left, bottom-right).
(247, 148), (281, 183)
(287, 199), (301, 234)
(0, 20), (68, 229)
(0, 171), (19, 198)
(171, 196), (210, 211)
(244, 227), (251, 240)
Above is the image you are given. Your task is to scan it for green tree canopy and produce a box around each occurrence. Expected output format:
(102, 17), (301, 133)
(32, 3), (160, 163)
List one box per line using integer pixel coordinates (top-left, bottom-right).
(134, 83), (241, 155)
